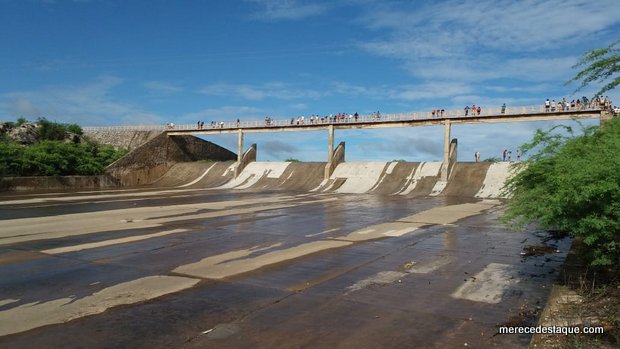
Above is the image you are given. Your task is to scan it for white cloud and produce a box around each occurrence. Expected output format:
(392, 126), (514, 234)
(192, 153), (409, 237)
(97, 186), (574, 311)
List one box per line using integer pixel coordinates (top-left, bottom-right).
(199, 82), (327, 100)
(0, 76), (162, 125)
(357, 0), (620, 85)
(180, 106), (264, 122)
(245, 0), (329, 20)
(143, 81), (182, 95)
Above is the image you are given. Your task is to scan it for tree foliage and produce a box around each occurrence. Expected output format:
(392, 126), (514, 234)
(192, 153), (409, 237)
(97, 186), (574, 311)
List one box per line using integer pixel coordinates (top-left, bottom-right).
(567, 40), (620, 97)
(0, 139), (127, 177)
(502, 118), (620, 266)
(16, 117), (28, 126)
(36, 117), (83, 141)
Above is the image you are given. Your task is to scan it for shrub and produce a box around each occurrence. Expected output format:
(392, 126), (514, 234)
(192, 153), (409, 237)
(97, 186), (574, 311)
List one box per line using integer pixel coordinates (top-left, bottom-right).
(502, 118), (620, 266)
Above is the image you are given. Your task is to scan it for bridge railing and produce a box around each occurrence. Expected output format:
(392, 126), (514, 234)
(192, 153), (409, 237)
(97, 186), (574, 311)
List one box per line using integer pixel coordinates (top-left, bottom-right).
(82, 104), (601, 132)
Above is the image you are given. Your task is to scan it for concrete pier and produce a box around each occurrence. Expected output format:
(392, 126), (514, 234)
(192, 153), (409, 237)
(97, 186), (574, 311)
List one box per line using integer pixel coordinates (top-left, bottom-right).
(237, 130), (244, 163)
(441, 120), (451, 181)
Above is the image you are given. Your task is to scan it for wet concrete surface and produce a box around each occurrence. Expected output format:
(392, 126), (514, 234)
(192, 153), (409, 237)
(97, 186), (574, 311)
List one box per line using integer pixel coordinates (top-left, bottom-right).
(0, 187), (570, 348)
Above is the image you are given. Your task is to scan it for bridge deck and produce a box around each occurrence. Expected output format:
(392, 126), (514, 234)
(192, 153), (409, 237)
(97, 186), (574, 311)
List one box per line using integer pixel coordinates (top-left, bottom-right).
(84, 106), (605, 135)
(164, 109), (602, 135)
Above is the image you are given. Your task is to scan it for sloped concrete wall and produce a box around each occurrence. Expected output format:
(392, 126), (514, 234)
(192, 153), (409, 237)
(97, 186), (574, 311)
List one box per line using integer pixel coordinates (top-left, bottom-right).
(234, 144), (257, 178)
(106, 133), (236, 186)
(324, 141), (345, 179)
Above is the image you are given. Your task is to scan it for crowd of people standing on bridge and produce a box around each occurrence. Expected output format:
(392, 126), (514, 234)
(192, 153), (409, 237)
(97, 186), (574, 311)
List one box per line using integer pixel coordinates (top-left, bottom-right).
(463, 105), (482, 116)
(544, 96), (613, 112)
(288, 112), (367, 125)
(195, 120), (224, 129)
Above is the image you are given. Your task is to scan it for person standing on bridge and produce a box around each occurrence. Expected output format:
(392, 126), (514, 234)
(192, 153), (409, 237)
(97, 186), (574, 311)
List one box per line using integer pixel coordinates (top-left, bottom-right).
(475, 151), (480, 162)
(501, 103), (506, 114)
(464, 105), (470, 116)
(545, 99), (550, 112)
(477, 106), (481, 115)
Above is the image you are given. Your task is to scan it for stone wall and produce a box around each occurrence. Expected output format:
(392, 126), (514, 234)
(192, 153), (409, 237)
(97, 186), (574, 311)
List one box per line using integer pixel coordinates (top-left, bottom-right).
(83, 130), (161, 150)
(106, 133), (237, 186)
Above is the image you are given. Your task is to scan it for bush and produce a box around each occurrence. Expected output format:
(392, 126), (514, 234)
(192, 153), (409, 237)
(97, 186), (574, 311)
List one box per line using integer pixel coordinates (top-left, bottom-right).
(37, 117), (68, 141)
(16, 117), (28, 126)
(0, 139), (128, 176)
(66, 123), (83, 135)
(502, 118), (620, 266)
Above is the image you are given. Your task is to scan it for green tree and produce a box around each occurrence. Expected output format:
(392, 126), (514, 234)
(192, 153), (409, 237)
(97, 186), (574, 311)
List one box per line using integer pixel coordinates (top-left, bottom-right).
(567, 39), (620, 97)
(0, 138), (127, 176)
(16, 117), (28, 126)
(502, 119), (620, 266)
(66, 123), (83, 135)
(37, 117), (68, 141)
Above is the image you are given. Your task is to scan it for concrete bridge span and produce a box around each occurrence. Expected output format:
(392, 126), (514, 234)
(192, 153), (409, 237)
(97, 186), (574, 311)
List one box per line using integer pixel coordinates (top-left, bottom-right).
(81, 106), (611, 188)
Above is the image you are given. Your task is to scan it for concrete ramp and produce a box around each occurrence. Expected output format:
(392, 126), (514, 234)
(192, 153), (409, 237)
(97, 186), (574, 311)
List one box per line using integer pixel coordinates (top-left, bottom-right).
(331, 162), (389, 193)
(475, 162), (514, 199)
(396, 162), (443, 197)
(150, 161), (236, 188)
(369, 162), (419, 194)
(217, 162), (292, 190)
(441, 162), (492, 197)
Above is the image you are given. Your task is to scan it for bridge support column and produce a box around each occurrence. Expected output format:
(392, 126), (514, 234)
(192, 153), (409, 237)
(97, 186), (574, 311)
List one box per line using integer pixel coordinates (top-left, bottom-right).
(327, 125), (334, 163)
(324, 125), (337, 180)
(237, 129), (244, 162)
(600, 110), (614, 126)
(441, 120), (451, 181)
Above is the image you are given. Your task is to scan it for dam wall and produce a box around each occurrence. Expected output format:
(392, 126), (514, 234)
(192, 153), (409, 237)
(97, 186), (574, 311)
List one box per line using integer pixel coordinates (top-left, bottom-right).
(0, 158), (514, 197)
(158, 160), (516, 198)
(105, 133), (237, 187)
(84, 130), (161, 150)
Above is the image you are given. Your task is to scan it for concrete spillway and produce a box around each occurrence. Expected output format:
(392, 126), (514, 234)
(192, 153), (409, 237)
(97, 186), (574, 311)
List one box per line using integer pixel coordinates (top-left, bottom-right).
(156, 161), (515, 198)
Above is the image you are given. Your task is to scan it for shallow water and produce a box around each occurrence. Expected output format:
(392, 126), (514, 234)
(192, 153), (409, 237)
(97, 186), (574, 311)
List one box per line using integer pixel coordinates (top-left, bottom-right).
(0, 188), (570, 348)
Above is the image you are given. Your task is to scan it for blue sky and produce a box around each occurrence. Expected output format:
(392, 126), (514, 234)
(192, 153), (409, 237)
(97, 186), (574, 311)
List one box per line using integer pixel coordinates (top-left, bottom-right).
(1, 0), (619, 162)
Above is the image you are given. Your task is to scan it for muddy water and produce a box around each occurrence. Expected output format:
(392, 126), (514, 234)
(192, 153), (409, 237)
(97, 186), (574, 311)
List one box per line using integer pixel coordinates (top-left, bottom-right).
(0, 188), (570, 348)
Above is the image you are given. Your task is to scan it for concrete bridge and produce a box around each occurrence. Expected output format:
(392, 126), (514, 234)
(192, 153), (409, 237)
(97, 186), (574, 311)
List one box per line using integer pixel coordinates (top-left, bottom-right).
(84, 105), (612, 183)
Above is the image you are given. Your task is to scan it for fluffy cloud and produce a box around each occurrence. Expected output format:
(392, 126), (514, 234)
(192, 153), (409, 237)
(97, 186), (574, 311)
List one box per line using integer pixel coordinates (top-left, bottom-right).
(0, 76), (161, 125)
(199, 82), (327, 100)
(357, 0), (620, 86)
